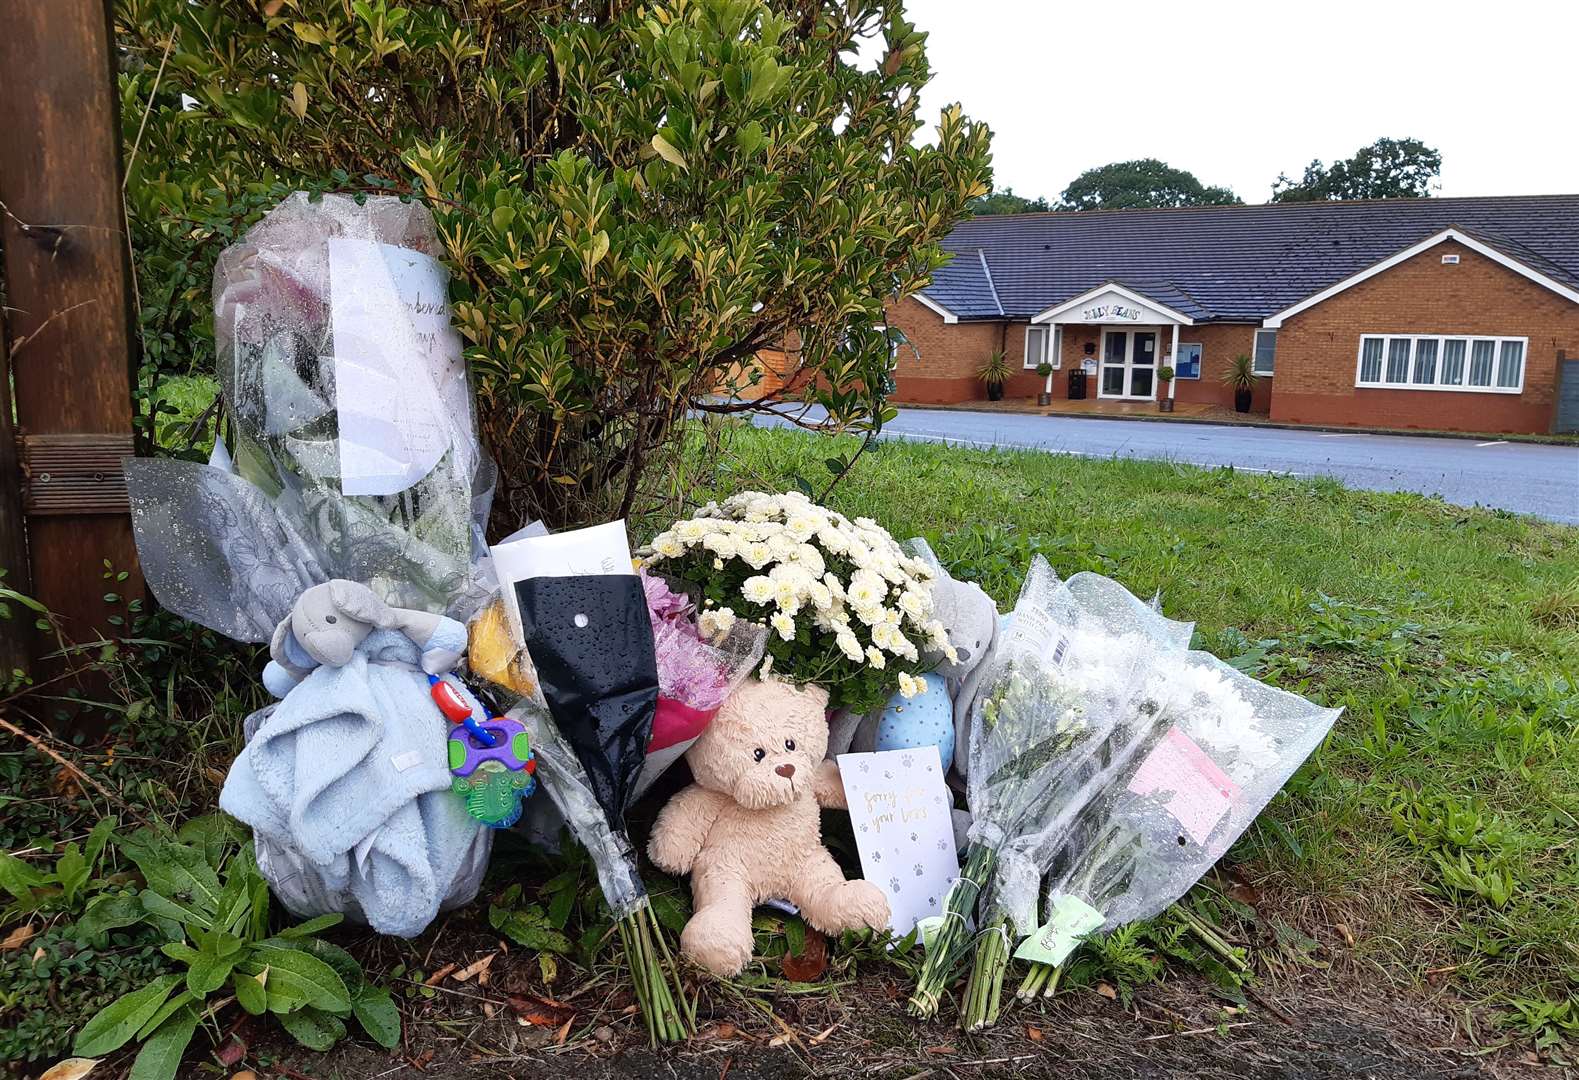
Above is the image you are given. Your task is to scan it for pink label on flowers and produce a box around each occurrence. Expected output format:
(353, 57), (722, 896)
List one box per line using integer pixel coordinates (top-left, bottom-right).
(1127, 726), (1239, 845)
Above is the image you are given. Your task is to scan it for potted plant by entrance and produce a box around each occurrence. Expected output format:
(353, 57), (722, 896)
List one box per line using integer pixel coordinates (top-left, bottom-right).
(979, 349), (1009, 401)
(1157, 365), (1175, 412)
(1223, 353), (1255, 413)
(1035, 361), (1054, 406)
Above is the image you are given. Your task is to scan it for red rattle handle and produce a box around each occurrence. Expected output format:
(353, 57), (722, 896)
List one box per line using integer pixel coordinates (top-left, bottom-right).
(430, 677), (474, 724)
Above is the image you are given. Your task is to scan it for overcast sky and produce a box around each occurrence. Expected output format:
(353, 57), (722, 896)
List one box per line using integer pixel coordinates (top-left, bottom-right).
(894, 0), (1579, 203)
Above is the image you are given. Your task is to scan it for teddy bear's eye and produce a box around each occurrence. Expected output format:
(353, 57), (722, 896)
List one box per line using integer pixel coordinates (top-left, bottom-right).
(752, 748), (766, 762)
(324, 615), (338, 625)
(784, 738), (796, 752)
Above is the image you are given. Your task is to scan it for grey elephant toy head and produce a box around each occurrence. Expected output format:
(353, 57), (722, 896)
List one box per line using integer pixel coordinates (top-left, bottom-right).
(280, 581), (389, 668)
(925, 574), (998, 681)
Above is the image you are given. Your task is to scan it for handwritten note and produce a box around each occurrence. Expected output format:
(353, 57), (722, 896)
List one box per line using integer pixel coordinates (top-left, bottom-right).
(1013, 893), (1105, 966)
(838, 746), (959, 939)
(329, 238), (475, 496)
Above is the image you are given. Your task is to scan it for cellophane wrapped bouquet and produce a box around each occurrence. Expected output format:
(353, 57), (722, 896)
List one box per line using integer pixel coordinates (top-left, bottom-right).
(125, 192), (496, 933)
(1014, 616), (1339, 1005)
(909, 560), (1339, 1029)
(908, 559), (1157, 1021)
(463, 561), (761, 1043)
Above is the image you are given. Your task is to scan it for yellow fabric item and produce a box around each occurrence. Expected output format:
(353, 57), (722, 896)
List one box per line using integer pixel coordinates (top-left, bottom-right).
(467, 600), (539, 698)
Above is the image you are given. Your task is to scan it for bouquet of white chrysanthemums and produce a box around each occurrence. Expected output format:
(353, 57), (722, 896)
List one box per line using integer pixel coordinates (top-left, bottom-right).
(641, 491), (954, 714)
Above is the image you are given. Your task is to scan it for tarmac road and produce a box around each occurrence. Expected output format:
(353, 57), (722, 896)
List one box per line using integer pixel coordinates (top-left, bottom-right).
(755, 406), (1579, 524)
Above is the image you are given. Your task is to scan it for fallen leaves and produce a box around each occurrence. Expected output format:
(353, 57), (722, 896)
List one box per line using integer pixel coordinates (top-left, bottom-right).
(2, 923), (37, 950)
(1025, 1025), (1044, 1042)
(214, 1035), (248, 1068)
(507, 993), (575, 1028)
(451, 953), (495, 984)
(424, 963), (457, 986)
(1095, 983), (1118, 1001)
(38, 1059), (98, 1080)
(1226, 881), (1261, 907)
(1334, 922), (1356, 948)
(780, 929), (828, 982)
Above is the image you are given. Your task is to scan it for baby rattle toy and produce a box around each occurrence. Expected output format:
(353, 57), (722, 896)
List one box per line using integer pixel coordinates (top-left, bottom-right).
(429, 674), (536, 828)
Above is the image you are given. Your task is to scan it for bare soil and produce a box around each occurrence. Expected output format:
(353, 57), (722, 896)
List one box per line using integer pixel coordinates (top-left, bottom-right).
(241, 946), (1548, 1080)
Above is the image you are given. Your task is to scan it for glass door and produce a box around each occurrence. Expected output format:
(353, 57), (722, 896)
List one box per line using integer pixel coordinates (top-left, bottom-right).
(1100, 329), (1160, 398)
(1129, 331), (1157, 397)
(1101, 331), (1128, 396)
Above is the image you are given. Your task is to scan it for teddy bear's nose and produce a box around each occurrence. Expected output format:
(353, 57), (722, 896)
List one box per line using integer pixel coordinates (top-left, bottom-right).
(775, 763), (796, 778)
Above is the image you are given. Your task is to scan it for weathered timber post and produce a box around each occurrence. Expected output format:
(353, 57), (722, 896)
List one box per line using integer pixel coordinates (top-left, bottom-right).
(0, 0), (142, 687)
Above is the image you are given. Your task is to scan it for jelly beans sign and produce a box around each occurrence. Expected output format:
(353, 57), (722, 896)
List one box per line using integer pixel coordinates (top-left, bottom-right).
(838, 746), (960, 937)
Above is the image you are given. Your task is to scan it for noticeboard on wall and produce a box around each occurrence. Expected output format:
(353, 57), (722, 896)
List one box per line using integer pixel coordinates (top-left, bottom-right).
(1175, 342), (1202, 379)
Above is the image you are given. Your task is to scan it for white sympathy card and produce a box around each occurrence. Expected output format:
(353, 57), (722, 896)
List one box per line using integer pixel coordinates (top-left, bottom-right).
(488, 520), (634, 644)
(838, 746), (959, 939)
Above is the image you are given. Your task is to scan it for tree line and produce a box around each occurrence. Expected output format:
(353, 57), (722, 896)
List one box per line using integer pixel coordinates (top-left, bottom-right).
(973, 137), (1443, 215)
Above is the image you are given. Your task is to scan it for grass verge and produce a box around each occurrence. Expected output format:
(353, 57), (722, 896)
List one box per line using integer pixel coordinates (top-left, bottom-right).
(693, 422), (1579, 1017)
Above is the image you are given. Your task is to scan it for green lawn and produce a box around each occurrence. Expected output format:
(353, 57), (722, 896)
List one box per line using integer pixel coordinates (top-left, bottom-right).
(684, 423), (1579, 1025)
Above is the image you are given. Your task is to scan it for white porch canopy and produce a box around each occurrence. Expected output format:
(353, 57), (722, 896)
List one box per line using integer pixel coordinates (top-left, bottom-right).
(1030, 283), (1194, 402)
(1030, 282), (1195, 327)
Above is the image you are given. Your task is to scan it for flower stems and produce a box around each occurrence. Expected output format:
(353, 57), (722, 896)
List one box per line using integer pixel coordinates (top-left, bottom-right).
(908, 842), (996, 1019)
(1016, 961), (1050, 1001)
(617, 903), (692, 1044)
(961, 914), (1010, 1030)
(1177, 906), (1249, 973)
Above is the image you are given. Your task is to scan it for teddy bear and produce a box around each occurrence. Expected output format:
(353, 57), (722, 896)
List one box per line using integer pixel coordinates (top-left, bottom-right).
(647, 677), (890, 977)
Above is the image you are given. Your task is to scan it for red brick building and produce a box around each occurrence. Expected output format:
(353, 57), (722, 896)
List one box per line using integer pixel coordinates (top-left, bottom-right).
(885, 197), (1579, 434)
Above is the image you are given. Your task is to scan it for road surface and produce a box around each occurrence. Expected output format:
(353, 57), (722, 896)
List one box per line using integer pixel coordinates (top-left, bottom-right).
(754, 407), (1579, 524)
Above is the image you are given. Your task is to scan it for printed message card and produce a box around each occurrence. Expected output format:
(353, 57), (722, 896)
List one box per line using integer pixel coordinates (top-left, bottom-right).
(838, 746), (959, 939)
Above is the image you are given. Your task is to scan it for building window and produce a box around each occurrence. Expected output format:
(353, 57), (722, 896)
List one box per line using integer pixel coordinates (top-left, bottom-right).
(1355, 334), (1526, 393)
(1252, 330), (1276, 376)
(1174, 342), (1202, 379)
(1025, 325), (1061, 369)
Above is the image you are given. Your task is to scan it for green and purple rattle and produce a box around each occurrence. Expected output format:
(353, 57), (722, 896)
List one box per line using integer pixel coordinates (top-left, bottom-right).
(429, 674), (536, 828)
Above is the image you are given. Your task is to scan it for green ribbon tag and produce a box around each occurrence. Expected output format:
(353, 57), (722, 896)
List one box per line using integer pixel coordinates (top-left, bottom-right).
(915, 915), (945, 953)
(1012, 893), (1105, 966)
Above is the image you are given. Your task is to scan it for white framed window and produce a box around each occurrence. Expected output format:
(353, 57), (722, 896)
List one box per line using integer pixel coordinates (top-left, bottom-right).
(1025, 324), (1061, 369)
(1355, 334), (1526, 393)
(1173, 342), (1202, 379)
(1251, 330), (1277, 376)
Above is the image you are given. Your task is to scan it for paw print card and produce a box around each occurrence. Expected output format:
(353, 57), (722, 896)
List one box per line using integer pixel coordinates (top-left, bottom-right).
(838, 746), (960, 938)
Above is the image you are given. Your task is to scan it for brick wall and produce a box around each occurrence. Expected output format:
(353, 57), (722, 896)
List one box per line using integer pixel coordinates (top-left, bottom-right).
(1166, 324), (1272, 412)
(886, 295), (1009, 403)
(1271, 240), (1579, 433)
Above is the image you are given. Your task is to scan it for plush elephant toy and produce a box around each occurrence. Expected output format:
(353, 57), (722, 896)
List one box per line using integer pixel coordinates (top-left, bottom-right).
(262, 579), (468, 696)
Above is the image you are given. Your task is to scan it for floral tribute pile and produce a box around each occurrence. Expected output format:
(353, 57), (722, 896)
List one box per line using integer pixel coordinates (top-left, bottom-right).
(103, 191), (1323, 1050)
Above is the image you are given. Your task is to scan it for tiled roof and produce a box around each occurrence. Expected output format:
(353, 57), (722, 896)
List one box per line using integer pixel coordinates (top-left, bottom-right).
(922, 195), (1579, 322)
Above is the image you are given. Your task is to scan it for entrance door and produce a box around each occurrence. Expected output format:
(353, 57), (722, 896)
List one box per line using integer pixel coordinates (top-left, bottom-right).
(1099, 329), (1159, 398)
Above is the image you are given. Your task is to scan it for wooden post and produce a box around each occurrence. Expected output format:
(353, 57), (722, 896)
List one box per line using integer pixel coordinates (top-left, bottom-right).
(0, 334), (32, 677)
(0, 0), (141, 671)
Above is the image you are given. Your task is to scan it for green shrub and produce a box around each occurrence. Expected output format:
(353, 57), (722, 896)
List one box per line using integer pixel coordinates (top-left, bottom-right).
(115, 0), (992, 523)
(0, 923), (173, 1072)
(49, 816), (400, 1080)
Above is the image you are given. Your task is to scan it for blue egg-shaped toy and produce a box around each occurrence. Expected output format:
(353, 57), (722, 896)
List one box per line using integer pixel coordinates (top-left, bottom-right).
(873, 673), (955, 772)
